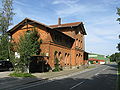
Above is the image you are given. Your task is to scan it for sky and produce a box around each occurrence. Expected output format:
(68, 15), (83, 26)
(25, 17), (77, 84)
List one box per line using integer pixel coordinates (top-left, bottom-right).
(1, 0), (120, 56)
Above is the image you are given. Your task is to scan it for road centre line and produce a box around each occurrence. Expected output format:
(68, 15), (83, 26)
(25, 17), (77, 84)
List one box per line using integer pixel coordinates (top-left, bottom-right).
(102, 67), (108, 71)
(94, 66), (109, 76)
(69, 81), (85, 90)
(11, 65), (104, 90)
(95, 73), (99, 76)
(17, 66), (104, 90)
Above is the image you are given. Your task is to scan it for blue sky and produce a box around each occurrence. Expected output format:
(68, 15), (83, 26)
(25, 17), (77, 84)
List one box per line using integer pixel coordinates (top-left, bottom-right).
(5, 0), (120, 55)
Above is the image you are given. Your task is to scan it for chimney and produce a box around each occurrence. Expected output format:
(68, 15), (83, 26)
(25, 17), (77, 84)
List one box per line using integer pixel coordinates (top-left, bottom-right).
(58, 17), (61, 25)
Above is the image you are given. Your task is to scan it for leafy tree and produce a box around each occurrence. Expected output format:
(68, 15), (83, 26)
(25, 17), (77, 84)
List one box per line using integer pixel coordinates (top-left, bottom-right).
(0, 34), (9, 60)
(0, 0), (14, 60)
(116, 8), (120, 65)
(117, 35), (120, 51)
(16, 29), (41, 73)
(0, 0), (14, 34)
(117, 8), (120, 23)
(110, 53), (120, 64)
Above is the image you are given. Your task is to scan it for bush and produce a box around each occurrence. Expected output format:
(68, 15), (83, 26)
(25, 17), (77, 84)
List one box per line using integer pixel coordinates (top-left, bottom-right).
(9, 72), (35, 77)
(52, 67), (60, 72)
(118, 64), (120, 75)
(53, 58), (60, 72)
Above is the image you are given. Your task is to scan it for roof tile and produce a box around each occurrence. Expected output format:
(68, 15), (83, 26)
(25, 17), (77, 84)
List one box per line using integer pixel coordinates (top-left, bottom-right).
(49, 22), (81, 28)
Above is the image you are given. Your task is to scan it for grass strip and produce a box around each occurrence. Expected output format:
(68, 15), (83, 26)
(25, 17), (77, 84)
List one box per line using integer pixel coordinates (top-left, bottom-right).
(9, 72), (35, 77)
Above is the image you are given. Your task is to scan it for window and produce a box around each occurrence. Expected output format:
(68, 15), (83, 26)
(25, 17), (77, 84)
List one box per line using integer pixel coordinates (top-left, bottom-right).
(79, 40), (80, 47)
(76, 39), (78, 46)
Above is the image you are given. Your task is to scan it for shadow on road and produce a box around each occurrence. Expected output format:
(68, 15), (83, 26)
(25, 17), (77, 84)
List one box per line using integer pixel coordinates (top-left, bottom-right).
(45, 73), (117, 90)
(0, 64), (117, 90)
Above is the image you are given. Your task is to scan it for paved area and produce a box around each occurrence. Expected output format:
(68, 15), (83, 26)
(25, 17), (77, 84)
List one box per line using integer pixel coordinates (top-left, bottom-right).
(0, 64), (106, 90)
(32, 65), (95, 79)
(12, 64), (117, 90)
(0, 71), (13, 78)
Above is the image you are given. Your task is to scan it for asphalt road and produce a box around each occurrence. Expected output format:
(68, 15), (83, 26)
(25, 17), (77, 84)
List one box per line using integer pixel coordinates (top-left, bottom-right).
(13, 64), (117, 90)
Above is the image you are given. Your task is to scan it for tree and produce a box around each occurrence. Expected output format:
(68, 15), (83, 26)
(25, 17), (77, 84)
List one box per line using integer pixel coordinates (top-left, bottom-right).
(0, 35), (9, 60)
(0, 0), (14, 60)
(117, 8), (120, 23)
(117, 35), (120, 51)
(116, 8), (120, 65)
(16, 29), (41, 73)
(0, 0), (14, 34)
(116, 8), (120, 51)
(110, 53), (120, 64)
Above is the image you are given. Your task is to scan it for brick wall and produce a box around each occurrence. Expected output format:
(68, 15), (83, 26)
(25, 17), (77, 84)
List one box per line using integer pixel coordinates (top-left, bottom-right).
(10, 19), (86, 70)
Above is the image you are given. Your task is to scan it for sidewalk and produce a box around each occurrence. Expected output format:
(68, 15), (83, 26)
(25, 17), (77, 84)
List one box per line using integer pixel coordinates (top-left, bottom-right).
(0, 65), (98, 90)
(32, 65), (96, 79)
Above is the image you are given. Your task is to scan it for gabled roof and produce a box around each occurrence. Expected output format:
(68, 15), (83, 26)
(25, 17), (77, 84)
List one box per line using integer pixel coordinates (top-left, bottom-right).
(49, 22), (87, 35)
(49, 22), (82, 28)
(8, 18), (75, 40)
(8, 18), (51, 34)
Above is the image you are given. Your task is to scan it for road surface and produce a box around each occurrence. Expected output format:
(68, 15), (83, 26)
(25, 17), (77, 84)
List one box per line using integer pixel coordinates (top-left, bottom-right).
(8, 64), (117, 90)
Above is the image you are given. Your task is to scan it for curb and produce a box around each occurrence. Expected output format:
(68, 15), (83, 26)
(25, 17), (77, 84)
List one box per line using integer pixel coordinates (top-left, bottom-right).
(45, 65), (99, 80)
(0, 65), (99, 90)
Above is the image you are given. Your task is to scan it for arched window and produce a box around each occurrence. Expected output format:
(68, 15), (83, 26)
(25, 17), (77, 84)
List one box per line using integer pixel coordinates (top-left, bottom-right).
(79, 40), (80, 48)
(64, 53), (67, 65)
(76, 39), (78, 46)
(54, 51), (58, 59)
(76, 54), (79, 65)
(58, 52), (62, 61)
(67, 54), (70, 65)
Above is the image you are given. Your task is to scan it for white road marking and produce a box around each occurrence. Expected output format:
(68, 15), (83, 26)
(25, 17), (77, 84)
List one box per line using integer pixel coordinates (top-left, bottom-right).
(102, 67), (108, 71)
(94, 66), (109, 76)
(69, 81), (85, 90)
(95, 73), (99, 76)
(9, 65), (107, 90)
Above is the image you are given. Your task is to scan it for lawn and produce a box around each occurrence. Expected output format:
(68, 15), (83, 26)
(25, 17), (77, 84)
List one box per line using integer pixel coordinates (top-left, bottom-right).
(9, 72), (35, 77)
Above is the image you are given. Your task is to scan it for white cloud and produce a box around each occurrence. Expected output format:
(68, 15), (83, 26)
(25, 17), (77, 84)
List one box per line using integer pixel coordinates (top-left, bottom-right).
(52, 0), (79, 7)
(86, 34), (105, 43)
(52, 0), (107, 17)
(101, 0), (120, 6)
(105, 35), (118, 40)
(14, 8), (26, 18)
(14, 0), (30, 7)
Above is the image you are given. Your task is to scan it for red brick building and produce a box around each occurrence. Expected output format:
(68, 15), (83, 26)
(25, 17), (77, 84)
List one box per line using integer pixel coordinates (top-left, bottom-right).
(8, 18), (87, 71)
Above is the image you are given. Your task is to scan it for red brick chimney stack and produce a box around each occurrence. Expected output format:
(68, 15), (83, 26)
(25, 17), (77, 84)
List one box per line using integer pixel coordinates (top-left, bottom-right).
(58, 17), (61, 25)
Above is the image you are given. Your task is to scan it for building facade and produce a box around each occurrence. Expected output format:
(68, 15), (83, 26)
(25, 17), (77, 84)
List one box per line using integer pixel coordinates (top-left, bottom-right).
(88, 53), (109, 64)
(8, 18), (87, 71)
